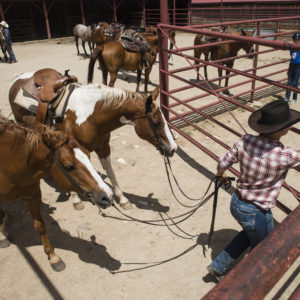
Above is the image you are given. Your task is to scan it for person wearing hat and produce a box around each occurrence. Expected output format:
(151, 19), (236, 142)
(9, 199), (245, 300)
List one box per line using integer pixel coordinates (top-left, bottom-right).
(206, 100), (300, 281)
(0, 20), (17, 63)
(285, 32), (300, 103)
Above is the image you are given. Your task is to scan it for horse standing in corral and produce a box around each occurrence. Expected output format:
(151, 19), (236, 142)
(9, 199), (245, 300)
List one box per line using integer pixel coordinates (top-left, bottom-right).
(194, 29), (255, 88)
(92, 22), (124, 47)
(0, 116), (113, 271)
(9, 69), (177, 210)
(73, 23), (96, 56)
(88, 34), (159, 93)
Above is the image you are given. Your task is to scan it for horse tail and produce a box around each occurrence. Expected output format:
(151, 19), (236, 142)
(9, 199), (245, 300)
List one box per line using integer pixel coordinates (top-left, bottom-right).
(88, 45), (103, 83)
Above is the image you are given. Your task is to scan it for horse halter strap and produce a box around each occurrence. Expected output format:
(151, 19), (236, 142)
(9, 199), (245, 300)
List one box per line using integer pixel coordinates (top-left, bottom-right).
(52, 141), (88, 197)
(146, 112), (165, 154)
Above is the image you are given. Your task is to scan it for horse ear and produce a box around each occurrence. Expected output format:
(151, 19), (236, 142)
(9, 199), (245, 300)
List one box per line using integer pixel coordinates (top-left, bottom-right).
(241, 30), (247, 36)
(145, 95), (153, 113)
(152, 87), (160, 101)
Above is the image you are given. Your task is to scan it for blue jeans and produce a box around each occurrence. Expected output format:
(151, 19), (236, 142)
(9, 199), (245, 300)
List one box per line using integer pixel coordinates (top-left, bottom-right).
(285, 64), (300, 101)
(211, 192), (274, 275)
(7, 43), (16, 62)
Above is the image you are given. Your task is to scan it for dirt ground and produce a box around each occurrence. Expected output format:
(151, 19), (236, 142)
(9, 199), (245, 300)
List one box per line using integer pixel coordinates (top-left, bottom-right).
(0, 32), (299, 300)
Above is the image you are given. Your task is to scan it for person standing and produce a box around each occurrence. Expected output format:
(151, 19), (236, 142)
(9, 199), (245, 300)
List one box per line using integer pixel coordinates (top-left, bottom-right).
(0, 21), (17, 63)
(206, 100), (300, 281)
(285, 32), (300, 104)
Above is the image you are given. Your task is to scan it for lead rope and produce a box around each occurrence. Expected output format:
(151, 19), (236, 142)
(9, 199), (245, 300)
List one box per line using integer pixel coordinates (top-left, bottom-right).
(110, 176), (233, 274)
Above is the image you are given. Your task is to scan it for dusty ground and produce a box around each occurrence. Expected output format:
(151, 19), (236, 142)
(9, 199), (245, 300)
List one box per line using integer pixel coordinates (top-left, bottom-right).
(0, 32), (299, 300)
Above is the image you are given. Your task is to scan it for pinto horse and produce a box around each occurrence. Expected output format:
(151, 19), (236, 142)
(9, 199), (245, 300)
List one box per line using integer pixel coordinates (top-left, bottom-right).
(0, 116), (113, 271)
(0, 28), (9, 62)
(88, 34), (159, 93)
(9, 72), (177, 210)
(194, 30), (255, 88)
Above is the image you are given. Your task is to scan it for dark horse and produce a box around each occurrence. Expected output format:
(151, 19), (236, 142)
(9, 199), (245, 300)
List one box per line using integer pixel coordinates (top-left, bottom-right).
(0, 116), (113, 271)
(194, 29), (255, 88)
(88, 34), (159, 93)
(9, 70), (177, 210)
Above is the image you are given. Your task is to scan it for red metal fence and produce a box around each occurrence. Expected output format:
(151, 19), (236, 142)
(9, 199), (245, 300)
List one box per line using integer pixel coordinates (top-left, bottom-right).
(157, 15), (300, 295)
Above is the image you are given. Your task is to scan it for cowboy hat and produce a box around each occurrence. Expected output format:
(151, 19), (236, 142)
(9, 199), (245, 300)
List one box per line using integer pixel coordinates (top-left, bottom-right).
(0, 21), (8, 28)
(248, 99), (300, 133)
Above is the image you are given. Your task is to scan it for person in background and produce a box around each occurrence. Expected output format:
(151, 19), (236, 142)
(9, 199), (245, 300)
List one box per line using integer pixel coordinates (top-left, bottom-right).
(285, 32), (300, 104)
(0, 20), (17, 63)
(206, 100), (300, 281)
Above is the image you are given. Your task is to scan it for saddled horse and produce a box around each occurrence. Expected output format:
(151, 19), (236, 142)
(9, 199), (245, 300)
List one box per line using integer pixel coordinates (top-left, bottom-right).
(73, 23), (96, 56)
(9, 70), (177, 210)
(194, 29), (255, 88)
(92, 22), (124, 47)
(88, 34), (159, 93)
(0, 116), (113, 271)
(0, 28), (9, 62)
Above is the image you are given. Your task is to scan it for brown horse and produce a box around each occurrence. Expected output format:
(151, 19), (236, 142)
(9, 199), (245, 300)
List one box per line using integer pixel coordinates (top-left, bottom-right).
(0, 117), (113, 271)
(92, 22), (124, 47)
(88, 34), (159, 93)
(194, 29), (255, 88)
(9, 72), (177, 210)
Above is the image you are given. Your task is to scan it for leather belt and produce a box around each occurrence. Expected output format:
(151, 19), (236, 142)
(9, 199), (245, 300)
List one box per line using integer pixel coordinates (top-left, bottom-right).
(235, 189), (254, 205)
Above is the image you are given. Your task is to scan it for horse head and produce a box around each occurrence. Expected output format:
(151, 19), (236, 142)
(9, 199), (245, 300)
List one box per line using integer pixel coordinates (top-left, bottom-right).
(134, 87), (177, 157)
(41, 130), (113, 208)
(240, 29), (255, 59)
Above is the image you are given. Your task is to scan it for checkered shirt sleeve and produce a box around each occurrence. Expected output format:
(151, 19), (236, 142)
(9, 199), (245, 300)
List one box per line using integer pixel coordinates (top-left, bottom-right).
(218, 134), (300, 209)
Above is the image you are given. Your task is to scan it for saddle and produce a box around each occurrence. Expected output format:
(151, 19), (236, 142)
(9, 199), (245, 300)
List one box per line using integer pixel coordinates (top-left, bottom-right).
(21, 68), (78, 125)
(119, 29), (150, 67)
(104, 23), (123, 38)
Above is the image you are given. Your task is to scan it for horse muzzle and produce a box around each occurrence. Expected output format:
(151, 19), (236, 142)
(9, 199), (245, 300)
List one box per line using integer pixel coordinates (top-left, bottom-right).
(160, 140), (177, 157)
(86, 191), (113, 209)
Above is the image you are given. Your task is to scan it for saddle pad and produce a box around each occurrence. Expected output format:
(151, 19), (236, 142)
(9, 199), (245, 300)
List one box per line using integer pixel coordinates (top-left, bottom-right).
(14, 88), (39, 113)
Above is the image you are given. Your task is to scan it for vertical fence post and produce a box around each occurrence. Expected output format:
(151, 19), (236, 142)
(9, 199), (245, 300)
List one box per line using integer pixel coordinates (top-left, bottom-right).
(42, 0), (51, 39)
(113, 0), (117, 23)
(159, 0), (169, 121)
(143, 0), (146, 27)
(0, 3), (4, 21)
(173, 0), (176, 25)
(250, 21), (261, 103)
(80, 0), (86, 25)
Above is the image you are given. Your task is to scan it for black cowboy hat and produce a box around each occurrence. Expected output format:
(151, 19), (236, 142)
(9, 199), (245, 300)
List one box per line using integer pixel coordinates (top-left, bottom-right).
(248, 99), (300, 134)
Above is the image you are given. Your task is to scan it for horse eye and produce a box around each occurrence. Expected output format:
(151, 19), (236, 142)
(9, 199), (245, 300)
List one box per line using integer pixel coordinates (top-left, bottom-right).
(64, 165), (75, 171)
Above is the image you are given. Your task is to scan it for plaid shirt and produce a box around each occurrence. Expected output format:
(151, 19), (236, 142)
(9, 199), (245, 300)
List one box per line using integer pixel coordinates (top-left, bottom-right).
(219, 134), (300, 209)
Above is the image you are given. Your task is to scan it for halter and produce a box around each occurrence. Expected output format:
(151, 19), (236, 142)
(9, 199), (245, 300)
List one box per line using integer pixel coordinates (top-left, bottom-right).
(52, 141), (111, 208)
(146, 112), (165, 155)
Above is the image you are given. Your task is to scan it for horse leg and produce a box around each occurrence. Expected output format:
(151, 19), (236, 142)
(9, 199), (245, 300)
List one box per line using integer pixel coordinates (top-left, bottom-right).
(204, 51), (209, 81)
(136, 69), (142, 92)
(144, 66), (153, 93)
(194, 49), (201, 80)
(225, 62), (233, 89)
(218, 67), (223, 89)
(82, 41), (88, 57)
(108, 71), (117, 88)
(75, 36), (80, 55)
(96, 135), (131, 210)
(25, 189), (66, 271)
(0, 207), (10, 248)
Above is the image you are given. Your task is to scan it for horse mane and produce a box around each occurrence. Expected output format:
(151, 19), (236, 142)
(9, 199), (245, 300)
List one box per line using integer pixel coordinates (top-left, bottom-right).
(0, 117), (65, 155)
(84, 83), (144, 109)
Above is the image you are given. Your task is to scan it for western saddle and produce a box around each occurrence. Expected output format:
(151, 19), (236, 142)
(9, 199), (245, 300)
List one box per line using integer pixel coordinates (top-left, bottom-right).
(21, 68), (78, 126)
(119, 29), (151, 68)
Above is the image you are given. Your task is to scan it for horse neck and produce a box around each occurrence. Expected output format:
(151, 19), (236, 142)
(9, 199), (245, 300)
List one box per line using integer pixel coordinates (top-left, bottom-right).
(94, 94), (144, 132)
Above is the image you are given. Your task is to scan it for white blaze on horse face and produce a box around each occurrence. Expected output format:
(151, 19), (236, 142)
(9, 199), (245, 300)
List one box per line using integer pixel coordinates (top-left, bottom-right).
(67, 86), (102, 126)
(10, 72), (34, 88)
(73, 148), (113, 199)
(160, 108), (178, 152)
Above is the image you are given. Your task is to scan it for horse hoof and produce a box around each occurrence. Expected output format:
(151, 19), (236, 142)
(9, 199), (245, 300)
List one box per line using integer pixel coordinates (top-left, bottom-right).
(73, 202), (85, 210)
(0, 238), (10, 248)
(51, 260), (66, 272)
(120, 202), (132, 210)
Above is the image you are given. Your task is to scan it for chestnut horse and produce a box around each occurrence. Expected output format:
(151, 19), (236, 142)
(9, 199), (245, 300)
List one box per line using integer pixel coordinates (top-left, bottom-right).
(0, 117), (113, 271)
(9, 73), (177, 210)
(88, 34), (159, 93)
(194, 30), (255, 88)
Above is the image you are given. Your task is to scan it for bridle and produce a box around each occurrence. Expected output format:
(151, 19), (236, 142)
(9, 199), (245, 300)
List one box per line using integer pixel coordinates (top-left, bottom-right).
(52, 140), (91, 198)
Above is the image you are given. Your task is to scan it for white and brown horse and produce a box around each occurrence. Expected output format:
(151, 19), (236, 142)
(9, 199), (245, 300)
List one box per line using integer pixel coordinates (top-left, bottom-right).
(0, 117), (113, 271)
(9, 73), (177, 210)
